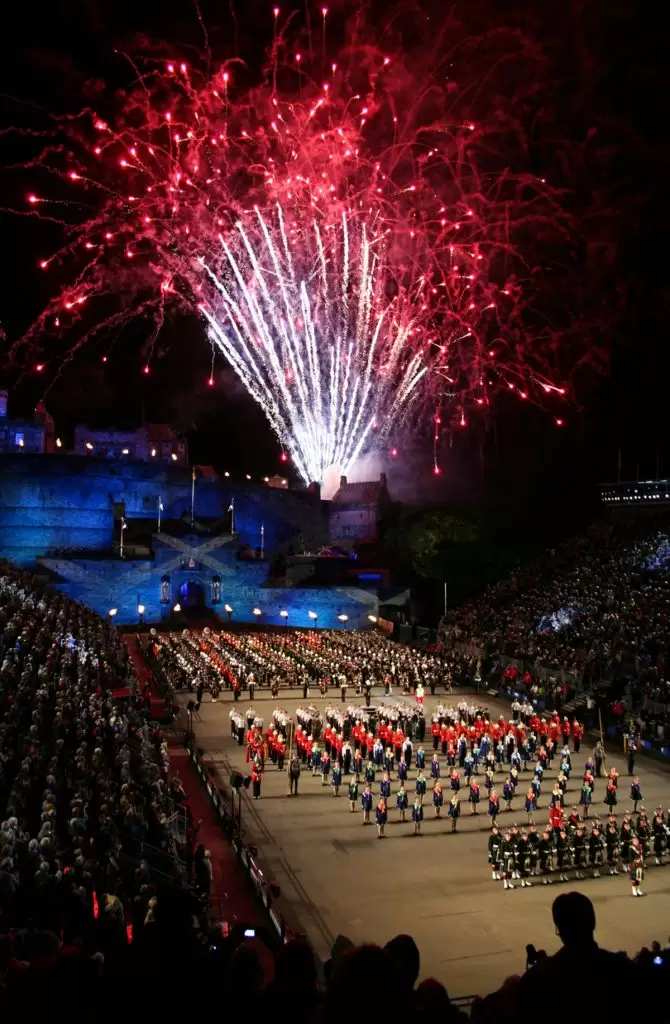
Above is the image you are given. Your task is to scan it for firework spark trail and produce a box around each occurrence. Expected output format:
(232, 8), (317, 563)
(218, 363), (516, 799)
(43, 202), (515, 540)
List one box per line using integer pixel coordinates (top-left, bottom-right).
(6, 20), (573, 482)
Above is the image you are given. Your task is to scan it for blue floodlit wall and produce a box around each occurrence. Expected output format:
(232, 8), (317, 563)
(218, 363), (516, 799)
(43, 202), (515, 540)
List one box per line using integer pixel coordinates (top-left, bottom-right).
(0, 454), (114, 564)
(0, 453), (328, 565)
(38, 531), (378, 627)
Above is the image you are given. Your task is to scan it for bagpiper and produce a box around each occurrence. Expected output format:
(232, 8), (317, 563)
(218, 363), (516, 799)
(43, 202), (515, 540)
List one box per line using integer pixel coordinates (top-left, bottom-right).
(589, 825), (604, 878)
(573, 826), (587, 879)
(539, 829), (554, 884)
(630, 853), (645, 897)
(488, 826), (503, 881)
(605, 823), (619, 875)
(500, 830), (517, 890)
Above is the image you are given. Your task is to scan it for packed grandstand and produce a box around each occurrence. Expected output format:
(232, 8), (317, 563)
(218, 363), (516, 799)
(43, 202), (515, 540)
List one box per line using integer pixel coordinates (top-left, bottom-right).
(438, 515), (669, 734)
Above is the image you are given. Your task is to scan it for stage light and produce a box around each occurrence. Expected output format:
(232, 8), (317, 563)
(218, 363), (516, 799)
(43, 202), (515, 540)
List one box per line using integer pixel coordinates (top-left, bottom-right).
(308, 610), (318, 621)
(224, 604), (233, 613)
(137, 604), (145, 615)
(338, 613), (349, 622)
(252, 607), (262, 616)
(108, 608), (117, 617)
(173, 603), (181, 612)
(279, 610), (289, 619)
(368, 615), (378, 623)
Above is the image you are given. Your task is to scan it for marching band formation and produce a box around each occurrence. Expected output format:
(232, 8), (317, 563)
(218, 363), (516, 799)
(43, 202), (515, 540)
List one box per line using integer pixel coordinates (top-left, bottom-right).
(149, 626), (667, 901)
(229, 697), (668, 896)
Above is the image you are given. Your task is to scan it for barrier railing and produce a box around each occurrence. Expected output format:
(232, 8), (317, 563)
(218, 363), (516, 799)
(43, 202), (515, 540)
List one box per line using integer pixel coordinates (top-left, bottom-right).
(185, 739), (316, 954)
(451, 995), (477, 1016)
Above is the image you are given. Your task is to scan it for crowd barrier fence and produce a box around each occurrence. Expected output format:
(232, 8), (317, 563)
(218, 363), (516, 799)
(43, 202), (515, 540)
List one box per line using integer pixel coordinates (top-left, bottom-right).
(185, 739), (320, 956)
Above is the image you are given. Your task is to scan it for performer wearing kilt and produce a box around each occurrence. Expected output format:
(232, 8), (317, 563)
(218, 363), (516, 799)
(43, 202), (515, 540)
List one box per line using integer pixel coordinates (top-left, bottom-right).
(589, 825), (604, 879)
(516, 830), (533, 888)
(573, 826), (587, 879)
(539, 830), (554, 885)
(605, 823), (620, 875)
(488, 826), (502, 881)
(630, 854), (645, 897)
(500, 830), (517, 890)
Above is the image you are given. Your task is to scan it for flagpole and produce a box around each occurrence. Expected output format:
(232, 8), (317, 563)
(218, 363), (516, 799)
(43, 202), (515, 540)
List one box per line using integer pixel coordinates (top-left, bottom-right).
(120, 516), (126, 559)
(190, 467), (196, 528)
(261, 523), (265, 559)
(157, 495), (162, 534)
(229, 498), (235, 535)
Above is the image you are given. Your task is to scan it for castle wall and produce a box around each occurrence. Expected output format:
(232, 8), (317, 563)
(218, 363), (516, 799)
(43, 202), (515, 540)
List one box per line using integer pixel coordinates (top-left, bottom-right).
(0, 454), (328, 565)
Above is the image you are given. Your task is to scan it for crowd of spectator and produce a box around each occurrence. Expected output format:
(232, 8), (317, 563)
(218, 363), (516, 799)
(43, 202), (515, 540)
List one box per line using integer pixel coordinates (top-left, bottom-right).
(0, 561), (208, 1013)
(440, 516), (669, 706)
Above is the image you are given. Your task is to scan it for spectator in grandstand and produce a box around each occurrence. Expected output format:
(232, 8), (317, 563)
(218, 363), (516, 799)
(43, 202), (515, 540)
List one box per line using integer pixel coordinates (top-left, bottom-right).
(439, 519), (670, 711)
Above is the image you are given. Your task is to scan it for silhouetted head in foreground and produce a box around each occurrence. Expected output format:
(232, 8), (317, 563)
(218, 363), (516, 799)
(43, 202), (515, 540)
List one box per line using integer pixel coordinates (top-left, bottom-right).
(552, 892), (596, 947)
(385, 933), (421, 991)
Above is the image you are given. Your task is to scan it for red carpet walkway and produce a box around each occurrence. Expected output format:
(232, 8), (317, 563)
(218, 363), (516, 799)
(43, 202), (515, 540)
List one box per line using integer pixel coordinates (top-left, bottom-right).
(124, 633), (261, 927)
(168, 744), (262, 929)
(124, 633), (166, 719)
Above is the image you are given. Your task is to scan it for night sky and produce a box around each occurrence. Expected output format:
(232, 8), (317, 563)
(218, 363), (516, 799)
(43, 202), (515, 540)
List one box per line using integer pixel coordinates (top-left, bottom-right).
(0, 0), (666, 500)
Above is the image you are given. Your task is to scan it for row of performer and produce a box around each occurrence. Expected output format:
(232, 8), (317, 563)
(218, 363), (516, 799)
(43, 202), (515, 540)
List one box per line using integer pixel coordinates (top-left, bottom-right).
(487, 811), (670, 896)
